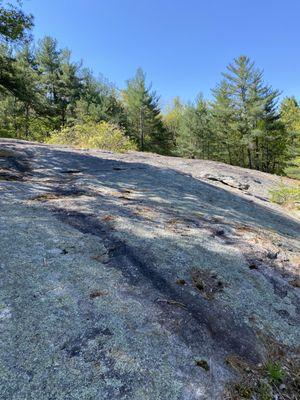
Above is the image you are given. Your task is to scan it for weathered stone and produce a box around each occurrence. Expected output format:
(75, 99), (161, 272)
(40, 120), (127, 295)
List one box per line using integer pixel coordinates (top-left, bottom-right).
(0, 139), (299, 400)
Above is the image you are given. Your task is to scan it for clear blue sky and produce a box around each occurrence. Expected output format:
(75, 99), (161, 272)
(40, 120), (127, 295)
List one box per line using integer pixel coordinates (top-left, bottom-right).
(22, 0), (300, 107)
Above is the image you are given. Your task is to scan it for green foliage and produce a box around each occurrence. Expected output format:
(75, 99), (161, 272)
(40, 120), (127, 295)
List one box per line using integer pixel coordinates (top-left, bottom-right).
(36, 37), (82, 128)
(265, 362), (285, 384)
(0, 0), (33, 43)
(75, 69), (127, 128)
(233, 383), (253, 399)
(175, 96), (215, 159)
(257, 380), (273, 400)
(47, 121), (137, 153)
(0, 0), (298, 177)
(269, 182), (300, 209)
(0, 8), (126, 143)
(210, 80), (240, 164)
(163, 97), (184, 151)
(0, 1), (34, 103)
(285, 157), (300, 180)
(280, 97), (300, 179)
(211, 55), (286, 174)
(123, 68), (170, 154)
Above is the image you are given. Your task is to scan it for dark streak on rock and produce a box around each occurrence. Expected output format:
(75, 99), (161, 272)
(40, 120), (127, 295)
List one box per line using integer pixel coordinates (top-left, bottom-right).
(53, 208), (264, 364)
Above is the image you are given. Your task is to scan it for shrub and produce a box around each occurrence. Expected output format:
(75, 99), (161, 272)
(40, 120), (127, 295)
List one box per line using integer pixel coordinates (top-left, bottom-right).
(269, 182), (300, 209)
(46, 121), (137, 153)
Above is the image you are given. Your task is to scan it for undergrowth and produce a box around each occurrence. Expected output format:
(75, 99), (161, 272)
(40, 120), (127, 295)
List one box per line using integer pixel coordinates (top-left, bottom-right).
(269, 181), (300, 210)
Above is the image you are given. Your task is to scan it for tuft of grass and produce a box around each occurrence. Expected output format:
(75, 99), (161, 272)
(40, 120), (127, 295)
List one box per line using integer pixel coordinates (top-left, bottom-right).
(225, 351), (300, 400)
(265, 362), (285, 384)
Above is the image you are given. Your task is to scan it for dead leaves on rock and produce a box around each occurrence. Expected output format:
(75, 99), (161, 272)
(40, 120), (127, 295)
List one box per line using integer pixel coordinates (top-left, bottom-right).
(174, 270), (226, 300)
(32, 193), (63, 201)
(191, 269), (225, 299)
(101, 214), (115, 222)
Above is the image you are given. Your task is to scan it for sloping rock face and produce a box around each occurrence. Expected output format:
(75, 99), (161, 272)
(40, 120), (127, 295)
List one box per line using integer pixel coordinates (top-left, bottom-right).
(0, 139), (299, 400)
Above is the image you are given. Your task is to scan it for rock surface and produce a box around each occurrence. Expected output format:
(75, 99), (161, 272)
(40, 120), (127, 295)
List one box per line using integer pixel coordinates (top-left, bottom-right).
(0, 139), (299, 399)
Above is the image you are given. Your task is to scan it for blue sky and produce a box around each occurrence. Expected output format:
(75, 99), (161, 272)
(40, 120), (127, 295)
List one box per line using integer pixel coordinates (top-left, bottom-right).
(22, 0), (300, 107)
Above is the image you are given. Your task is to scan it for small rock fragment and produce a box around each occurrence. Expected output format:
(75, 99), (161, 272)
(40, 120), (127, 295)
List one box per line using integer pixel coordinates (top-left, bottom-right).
(279, 384), (286, 391)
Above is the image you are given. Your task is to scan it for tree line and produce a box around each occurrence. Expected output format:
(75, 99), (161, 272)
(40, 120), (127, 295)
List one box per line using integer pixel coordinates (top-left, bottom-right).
(0, 1), (299, 177)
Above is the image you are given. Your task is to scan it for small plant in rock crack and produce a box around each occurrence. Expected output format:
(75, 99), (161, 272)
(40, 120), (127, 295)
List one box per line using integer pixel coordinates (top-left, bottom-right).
(265, 362), (285, 384)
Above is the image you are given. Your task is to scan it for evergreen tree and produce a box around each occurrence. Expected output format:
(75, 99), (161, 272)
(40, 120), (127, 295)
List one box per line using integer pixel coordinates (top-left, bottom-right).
(76, 70), (127, 128)
(0, 0), (33, 43)
(56, 49), (82, 126)
(35, 36), (61, 132)
(210, 80), (239, 164)
(0, 1), (33, 101)
(0, 2), (297, 174)
(36, 37), (83, 128)
(123, 68), (169, 153)
(211, 56), (286, 173)
(280, 97), (300, 178)
(163, 97), (184, 151)
(176, 96), (214, 159)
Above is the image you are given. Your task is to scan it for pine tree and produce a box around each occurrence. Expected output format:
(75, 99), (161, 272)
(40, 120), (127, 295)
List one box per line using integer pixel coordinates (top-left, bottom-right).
(0, 0), (33, 44)
(163, 97), (184, 151)
(211, 80), (239, 164)
(76, 70), (127, 128)
(0, 1), (33, 104)
(211, 55), (286, 173)
(56, 49), (82, 126)
(36, 37), (83, 128)
(280, 97), (300, 178)
(176, 96), (213, 159)
(123, 68), (169, 153)
(36, 36), (61, 100)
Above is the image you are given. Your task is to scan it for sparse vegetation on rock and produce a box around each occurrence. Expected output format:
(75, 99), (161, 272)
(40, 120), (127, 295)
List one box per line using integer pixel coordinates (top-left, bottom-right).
(269, 182), (300, 210)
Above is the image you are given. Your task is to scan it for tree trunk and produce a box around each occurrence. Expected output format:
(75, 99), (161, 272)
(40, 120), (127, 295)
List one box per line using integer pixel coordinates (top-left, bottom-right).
(247, 148), (252, 169)
(25, 103), (30, 138)
(139, 107), (144, 151)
